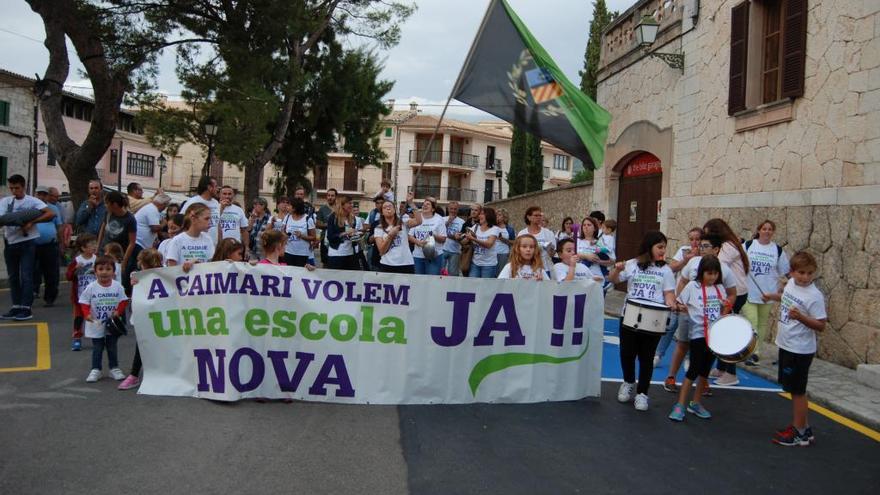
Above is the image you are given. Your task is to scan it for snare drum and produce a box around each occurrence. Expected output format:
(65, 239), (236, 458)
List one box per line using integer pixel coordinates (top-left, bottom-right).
(622, 298), (671, 334)
(708, 315), (757, 363)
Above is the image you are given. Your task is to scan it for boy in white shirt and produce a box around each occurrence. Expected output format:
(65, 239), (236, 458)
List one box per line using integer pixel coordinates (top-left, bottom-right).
(79, 255), (129, 382)
(763, 252), (826, 447)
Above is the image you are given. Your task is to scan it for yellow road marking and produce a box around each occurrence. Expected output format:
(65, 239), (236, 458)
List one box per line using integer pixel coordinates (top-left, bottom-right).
(778, 392), (880, 443)
(0, 322), (51, 373)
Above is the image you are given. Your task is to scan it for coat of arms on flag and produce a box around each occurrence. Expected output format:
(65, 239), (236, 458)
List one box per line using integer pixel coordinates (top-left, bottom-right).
(525, 68), (563, 104)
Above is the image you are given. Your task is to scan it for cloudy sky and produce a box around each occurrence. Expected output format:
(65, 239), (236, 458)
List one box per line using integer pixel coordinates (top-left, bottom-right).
(0, 0), (633, 121)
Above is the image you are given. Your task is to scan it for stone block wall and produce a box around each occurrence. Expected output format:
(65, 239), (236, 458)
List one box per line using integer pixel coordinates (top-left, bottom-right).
(667, 205), (880, 368)
(487, 183), (594, 232)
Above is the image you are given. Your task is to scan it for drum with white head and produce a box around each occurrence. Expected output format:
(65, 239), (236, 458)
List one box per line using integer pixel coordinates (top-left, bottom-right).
(622, 298), (671, 334)
(708, 315), (757, 363)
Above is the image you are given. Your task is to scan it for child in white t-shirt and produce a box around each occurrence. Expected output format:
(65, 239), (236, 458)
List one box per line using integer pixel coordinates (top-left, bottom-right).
(157, 213), (184, 266)
(166, 203), (216, 272)
(668, 255), (730, 422)
(554, 238), (603, 283)
(497, 234), (545, 280)
(66, 233), (99, 351)
(103, 242), (124, 284)
(79, 255), (129, 383)
(763, 251), (826, 447)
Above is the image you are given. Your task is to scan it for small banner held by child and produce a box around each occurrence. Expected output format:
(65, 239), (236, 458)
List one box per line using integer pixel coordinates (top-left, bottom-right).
(131, 263), (604, 404)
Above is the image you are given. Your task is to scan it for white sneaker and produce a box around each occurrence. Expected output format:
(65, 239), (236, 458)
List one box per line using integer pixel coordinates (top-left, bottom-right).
(109, 368), (125, 381)
(684, 358), (690, 371)
(634, 393), (649, 411)
(653, 355), (661, 367)
(617, 382), (636, 403)
(714, 372), (740, 387)
(86, 369), (102, 382)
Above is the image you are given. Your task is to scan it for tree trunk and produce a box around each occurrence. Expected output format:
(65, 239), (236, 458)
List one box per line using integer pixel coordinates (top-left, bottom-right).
(243, 160), (263, 209)
(27, 0), (127, 210)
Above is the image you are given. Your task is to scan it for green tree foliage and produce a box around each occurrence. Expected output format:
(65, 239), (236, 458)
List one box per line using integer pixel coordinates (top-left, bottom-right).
(571, 168), (594, 184)
(525, 133), (544, 193)
(506, 126), (527, 197)
(578, 0), (616, 101)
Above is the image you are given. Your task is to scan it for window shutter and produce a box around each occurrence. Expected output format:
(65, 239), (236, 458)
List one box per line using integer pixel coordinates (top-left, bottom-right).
(728, 2), (750, 115)
(780, 0), (808, 98)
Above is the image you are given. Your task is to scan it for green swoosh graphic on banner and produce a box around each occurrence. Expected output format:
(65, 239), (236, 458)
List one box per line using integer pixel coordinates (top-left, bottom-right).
(468, 333), (590, 397)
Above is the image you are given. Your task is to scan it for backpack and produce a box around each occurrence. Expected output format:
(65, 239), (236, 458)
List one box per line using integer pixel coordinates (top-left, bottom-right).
(744, 239), (782, 257)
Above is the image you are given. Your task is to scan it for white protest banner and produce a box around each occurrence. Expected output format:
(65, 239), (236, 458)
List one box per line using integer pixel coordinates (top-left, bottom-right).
(131, 262), (604, 404)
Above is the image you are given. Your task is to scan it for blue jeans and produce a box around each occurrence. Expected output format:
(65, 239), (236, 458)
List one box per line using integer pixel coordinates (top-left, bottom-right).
(468, 264), (497, 278)
(4, 239), (36, 308)
(91, 335), (119, 370)
(415, 254), (445, 275)
(655, 313), (679, 359)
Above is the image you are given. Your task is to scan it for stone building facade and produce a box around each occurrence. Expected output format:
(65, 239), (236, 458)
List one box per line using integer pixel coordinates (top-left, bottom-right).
(0, 69), (38, 195)
(487, 182), (594, 232)
(594, 0), (879, 367)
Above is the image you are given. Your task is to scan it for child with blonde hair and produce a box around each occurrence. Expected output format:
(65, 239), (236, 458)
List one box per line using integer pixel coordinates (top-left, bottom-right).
(497, 234), (544, 280)
(118, 248), (163, 390)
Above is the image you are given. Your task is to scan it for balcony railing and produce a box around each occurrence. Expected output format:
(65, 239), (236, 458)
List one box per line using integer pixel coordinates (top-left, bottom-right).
(190, 175), (242, 191)
(314, 177), (366, 194)
(408, 185), (478, 203)
(485, 158), (503, 170)
(408, 150), (480, 168)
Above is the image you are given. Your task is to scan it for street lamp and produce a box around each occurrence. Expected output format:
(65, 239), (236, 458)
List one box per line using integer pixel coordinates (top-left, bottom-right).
(157, 154), (167, 188)
(203, 121), (218, 177)
(635, 14), (684, 73)
(38, 141), (48, 154)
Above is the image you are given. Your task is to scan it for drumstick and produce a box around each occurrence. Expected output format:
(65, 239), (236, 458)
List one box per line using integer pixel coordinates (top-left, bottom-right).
(748, 272), (766, 297)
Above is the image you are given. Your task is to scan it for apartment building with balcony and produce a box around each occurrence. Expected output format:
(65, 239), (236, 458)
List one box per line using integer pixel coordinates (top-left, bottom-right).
(378, 104), (576, 207)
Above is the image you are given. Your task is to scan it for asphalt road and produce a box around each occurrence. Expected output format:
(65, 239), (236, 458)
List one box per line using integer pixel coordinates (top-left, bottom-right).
(1, 289), (878, 494)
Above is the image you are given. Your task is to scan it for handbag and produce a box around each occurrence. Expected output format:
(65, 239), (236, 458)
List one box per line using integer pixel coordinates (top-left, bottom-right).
(459, 242), (473, 273)
(104, 316), (128, 337)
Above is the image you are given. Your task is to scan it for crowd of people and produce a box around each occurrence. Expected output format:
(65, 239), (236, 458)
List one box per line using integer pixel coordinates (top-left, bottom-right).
(1, 174), (826, 447)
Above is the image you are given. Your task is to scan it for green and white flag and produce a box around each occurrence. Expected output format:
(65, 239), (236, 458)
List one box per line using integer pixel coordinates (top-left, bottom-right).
(452, 0), (611, 169)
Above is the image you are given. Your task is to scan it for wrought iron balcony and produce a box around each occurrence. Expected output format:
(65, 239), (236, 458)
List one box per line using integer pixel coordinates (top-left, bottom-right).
(485, 158), (503, 170)
(407, 150), (480, 168)
(408, 185), (478, 203)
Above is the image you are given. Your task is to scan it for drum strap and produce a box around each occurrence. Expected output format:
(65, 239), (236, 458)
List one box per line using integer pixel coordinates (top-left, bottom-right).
(701, 284), (724, 346)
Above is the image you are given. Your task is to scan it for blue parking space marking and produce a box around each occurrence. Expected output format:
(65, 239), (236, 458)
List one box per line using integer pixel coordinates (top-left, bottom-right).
(600, 317), (781, 392)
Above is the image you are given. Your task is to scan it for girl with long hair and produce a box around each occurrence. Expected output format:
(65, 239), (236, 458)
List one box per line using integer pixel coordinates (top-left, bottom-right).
(609, 231), (677, 412)
(374, 195), (422, 274)
(742, 219), (790, 365)
(497, 234), (544, 280)
(409, 197), (447, 275)
(465, 207), (501, 278)
(517, 206), (556, 271)
(325, 196), (360, 270)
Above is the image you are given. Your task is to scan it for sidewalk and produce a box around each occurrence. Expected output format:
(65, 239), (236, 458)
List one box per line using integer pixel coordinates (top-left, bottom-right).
(604, 290), (880, 431)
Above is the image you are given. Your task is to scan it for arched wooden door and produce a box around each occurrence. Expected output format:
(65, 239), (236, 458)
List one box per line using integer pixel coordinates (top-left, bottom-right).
(615, 153), (662, 266)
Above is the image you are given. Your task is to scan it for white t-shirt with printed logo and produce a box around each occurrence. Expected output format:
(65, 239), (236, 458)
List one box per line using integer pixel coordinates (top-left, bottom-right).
(442, 216), (465, 255)
(679, 256), (737, 290)
(554, 262), (593, 282)
(576, 238), (606, 278)
(410, 214), (445, 259)
(218, 204), (248, 242)
(776, 279), (826, 354)
(157, 238), (173, 266)
(78, 279), (128, 338)
(165, 232), (215, 264)
(495, 226), (512, 256)
(181, 196), (221, 240)
(678, 281), (727, 339)
(74, 254), (97, 299)
(374, 224), (414, 267)
(746, 240), (790, 304)
(472, 225), (501, 267)
(135, 202), (163, 248)
(601, 234), (616, 259)
(617, 259), (676, 314)
(0, 194), (47, 244)
(283, 214), (315, 257)
(497, 263), (542, 280)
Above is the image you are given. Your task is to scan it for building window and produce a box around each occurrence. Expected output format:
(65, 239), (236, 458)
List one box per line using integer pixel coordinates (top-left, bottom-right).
(728, 0), (807, 115)
(126, 152), (155, 177)
(0, 156), (7, 179)
(553, 154), (569, 170)
(47, 147), (56, 166)
(381, 162), (392, 181)
(110, 149), (118, 173)
(384, 127), (393, 137)
(0, 100), (9, 126)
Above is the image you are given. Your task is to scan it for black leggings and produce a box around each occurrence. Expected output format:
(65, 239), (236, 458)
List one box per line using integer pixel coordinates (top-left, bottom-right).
(283, 254), (310, 267)
(619, 323), (662, 394)
(685, 338), (713, 381)
(326, 255), (360, 271)
(715, 293), (748, 374)
(130, 344), (142, 377)
(379, 263), (415, 274)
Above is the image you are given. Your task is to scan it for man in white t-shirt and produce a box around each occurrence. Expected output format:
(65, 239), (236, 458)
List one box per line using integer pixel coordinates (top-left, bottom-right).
(181, 176), (220, 240)
(217, 185), (249, 249)
(135, 194), (170, 252)
(1, 175), (56, 321)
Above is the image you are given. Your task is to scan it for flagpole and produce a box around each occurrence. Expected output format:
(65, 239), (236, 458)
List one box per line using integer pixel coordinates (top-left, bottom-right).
(412, 0), (499, 196)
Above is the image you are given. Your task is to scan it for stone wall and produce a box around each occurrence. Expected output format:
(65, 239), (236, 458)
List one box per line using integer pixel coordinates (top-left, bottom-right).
(667, 205), (880, 368)
(487, 183), (594, 231)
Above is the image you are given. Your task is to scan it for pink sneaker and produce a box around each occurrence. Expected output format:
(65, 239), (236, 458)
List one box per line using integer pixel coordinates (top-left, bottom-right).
(117, 375), (140, 390)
